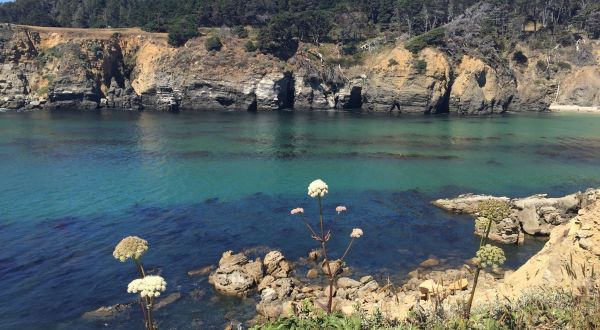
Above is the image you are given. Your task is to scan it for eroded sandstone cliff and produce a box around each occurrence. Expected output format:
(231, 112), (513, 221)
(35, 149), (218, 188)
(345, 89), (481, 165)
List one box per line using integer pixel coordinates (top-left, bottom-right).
(1, 23), (598, 113)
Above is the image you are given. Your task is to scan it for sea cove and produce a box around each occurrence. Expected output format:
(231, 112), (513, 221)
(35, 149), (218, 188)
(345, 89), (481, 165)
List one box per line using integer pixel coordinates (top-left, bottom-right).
(1, 110), (600, 328)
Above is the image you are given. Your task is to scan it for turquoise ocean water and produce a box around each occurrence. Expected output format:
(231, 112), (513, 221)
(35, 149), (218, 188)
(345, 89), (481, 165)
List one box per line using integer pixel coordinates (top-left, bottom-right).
(0, 110), (599, 329)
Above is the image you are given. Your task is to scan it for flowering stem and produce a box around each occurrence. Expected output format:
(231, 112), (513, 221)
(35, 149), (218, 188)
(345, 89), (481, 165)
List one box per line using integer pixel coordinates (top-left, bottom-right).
(327, 214), (340, 239)
(321, 241), (334, 314)
(465, 266), (481, 318)
(340, 238), (355, 262)
(134, 259), (146, 278)
(300, 214), (320, 240)
(147, 298), (156, 330)
(467, 218), (492, 319)
(479, 217), (493, 247)
(317, 196), (334, 314)
(133, 259), (155, 330)
(318, 197), (325, 240)
(137, 299), (150, 330)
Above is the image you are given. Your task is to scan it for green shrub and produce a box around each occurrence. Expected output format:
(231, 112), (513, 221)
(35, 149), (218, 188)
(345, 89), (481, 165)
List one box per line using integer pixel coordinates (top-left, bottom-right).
(414, 59), (427, 74)
(512, 51), (528, 65)
(536, 59), (548, 71)
(233, 25), (248, 38)
(205, 36), (223, 51)
(404, 27), (446, 54)
(167, 18), (199, 47)
(388, 58), (399, 67)
(557, 61), (572, 70)
(341, 43), (357, 55)
(244, 40), (257, 52)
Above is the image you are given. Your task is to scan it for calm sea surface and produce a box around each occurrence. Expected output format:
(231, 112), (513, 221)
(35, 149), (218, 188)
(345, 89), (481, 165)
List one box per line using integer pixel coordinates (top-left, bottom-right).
(1, 110), (600, 329)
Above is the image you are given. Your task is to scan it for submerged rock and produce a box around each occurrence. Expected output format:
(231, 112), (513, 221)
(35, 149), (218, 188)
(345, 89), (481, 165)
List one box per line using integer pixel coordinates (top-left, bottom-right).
(188, 265), (214, 276)
(82, 303), (134, 320)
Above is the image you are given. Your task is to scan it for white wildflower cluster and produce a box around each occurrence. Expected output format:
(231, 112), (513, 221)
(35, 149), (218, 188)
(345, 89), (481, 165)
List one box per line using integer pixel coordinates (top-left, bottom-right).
(127, 275), (167, 298)
(350, 228), (363, 238)
(113, 236), (149, 262)
(476, 244), (506, 268)
(308, 179), (328, 198)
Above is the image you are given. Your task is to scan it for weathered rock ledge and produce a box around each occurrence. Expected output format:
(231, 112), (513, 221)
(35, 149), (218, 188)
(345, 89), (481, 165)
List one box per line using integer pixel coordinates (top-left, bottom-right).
(433, 188), (600, 243)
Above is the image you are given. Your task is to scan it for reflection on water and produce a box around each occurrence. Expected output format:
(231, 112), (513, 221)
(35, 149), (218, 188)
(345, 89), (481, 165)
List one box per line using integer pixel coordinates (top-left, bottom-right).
(0, 110), (599, 329)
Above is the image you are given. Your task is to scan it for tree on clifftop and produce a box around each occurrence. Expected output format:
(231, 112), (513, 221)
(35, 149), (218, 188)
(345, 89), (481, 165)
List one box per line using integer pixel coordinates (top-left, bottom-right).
(167, 17), (199, 47)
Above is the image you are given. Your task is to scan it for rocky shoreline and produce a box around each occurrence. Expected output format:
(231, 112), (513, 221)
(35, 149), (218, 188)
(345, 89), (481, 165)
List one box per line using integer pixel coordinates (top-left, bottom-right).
(83, 197), (600, 328)
(433, 188), (600, 244)
(1, 23), (599, 114)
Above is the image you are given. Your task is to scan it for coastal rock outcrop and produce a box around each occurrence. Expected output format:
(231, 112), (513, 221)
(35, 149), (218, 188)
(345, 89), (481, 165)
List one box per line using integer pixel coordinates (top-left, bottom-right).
(361, 47), (451, 113)
(433, 188), (600, 243)
(449, 56), (514, 114)
(478, 200), (600, 303)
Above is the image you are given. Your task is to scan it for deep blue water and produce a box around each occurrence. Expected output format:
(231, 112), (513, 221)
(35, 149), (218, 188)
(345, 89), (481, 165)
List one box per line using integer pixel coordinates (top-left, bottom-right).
(1, 110), (600, 329)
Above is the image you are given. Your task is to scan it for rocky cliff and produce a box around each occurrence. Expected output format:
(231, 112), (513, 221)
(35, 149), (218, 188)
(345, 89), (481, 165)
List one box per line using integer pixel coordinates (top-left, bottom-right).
(1, 23), (599, 113)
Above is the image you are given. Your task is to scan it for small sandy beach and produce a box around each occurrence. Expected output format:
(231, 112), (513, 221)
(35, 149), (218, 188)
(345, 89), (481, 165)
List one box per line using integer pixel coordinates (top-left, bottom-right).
(549, 104), (600, 113)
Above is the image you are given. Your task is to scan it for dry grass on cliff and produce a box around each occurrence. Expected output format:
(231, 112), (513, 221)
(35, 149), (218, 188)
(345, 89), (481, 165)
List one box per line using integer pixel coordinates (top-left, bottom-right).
(17, 24), (167, 40)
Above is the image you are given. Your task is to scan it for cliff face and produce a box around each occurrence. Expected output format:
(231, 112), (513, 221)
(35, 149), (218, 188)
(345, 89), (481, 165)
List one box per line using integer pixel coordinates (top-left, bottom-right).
(0, 23), (598, 112)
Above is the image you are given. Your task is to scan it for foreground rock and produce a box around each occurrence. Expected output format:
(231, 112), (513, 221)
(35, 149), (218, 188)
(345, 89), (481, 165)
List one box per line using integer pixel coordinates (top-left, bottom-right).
(478, 200), (600, 303)
(433, 188), (600, 243)
(208, 250), (292, 297)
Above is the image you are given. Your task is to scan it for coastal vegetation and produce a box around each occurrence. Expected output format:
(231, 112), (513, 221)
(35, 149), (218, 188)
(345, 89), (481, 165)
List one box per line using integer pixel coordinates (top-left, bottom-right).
(1, 0), (599, 53)
(290, 179), (362, 314)
(254, 290), (600, 329)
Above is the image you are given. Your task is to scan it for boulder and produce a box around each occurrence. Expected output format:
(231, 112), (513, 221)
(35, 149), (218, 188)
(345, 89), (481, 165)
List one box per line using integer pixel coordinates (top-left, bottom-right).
(264, 251), (292, 278)
(306, 268), (318, 279)
(418, 279), (444, 299)
(337, 277), (361, 289)
(208, 251), (263, 297)
(419, 258), (440, 268)
(447, 279), (469, 291)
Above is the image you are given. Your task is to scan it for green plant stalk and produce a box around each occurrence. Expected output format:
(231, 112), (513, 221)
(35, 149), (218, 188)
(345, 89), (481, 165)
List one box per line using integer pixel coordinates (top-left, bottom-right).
(465, 266), (481, 318)
(340, 238), (355, 262)
(134, 259), (153, 330)
(318, 196), (334, 314)
(467, 217), (493, 318)
(479, 217), (493, 247)
(147, 298), (156, 330)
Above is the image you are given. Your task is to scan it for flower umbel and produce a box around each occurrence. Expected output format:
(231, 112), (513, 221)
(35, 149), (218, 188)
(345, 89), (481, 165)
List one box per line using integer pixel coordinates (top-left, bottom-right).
(113, 236), (149, 262)
(476, 244), (506, 268)
(308, 179), (328, 198)
(336, 206), (347, 213)
(477, 199), (511, 223)
(128, 275), (167, 298)
(350, 228), (363, 238)
(290, 207), (304, 215)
